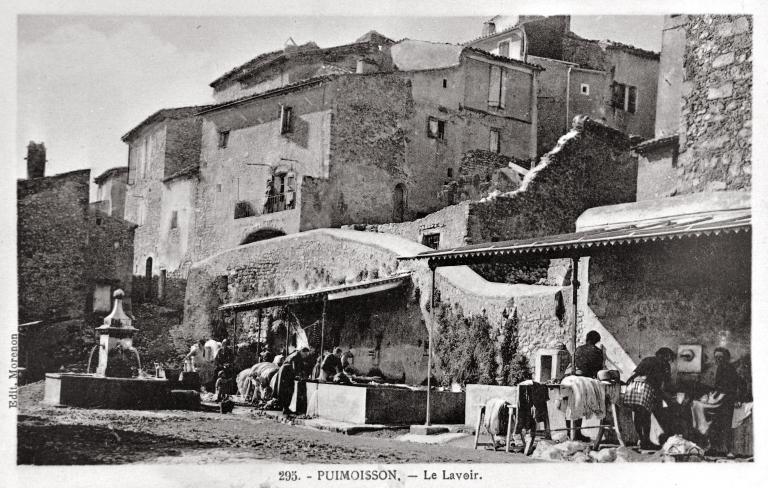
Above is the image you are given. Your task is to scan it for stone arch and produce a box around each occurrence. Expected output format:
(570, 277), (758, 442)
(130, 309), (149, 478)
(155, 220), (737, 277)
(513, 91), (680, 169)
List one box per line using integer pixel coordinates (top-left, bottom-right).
(240, 228), (287, 245)
(393, 183), (407, 223)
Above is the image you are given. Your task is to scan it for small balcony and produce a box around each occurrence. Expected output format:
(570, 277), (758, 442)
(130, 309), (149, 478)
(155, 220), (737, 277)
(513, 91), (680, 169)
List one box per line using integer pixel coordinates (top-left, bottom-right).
(264, 191), (296, 214)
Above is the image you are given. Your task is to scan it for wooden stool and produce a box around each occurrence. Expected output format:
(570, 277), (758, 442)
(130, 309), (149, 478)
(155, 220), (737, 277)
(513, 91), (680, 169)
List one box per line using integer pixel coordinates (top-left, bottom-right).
(473, 403), (549, 455)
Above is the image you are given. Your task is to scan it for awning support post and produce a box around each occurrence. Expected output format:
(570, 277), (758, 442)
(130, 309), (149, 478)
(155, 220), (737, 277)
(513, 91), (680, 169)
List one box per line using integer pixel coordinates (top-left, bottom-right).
(426, 263), (437, 426)
(234, 311), (238, 357)
(257, 308), (262, 359)
(571, 257), (580, 358)
(320, 295), (328, 364)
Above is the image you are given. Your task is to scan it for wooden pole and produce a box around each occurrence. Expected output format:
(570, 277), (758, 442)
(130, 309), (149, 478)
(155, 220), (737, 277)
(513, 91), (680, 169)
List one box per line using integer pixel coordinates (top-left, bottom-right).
(571, 257), (580, 359)
(426, 264), (436, 426)
(233, 311), (238, 357)
(257, 308), (262, 360)
(320, 296), (327, 365)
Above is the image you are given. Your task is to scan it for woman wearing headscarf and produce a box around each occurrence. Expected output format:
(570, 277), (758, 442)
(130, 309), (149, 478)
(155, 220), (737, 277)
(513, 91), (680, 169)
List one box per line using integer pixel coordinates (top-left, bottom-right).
(622, 347), (676, 450)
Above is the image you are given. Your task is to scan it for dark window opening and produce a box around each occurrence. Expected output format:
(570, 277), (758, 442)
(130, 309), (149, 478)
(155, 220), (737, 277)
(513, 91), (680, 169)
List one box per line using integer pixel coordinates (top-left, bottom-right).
(218, 130), (230, 148)
(280, 105), (293, 134)
(170, 210), (178, 229)
(422, 233), (440, 250)
(393, 183), (406, 223)
(627, 86), (637, 114)
(234, 201), (257, 219)
(612, 82), (637, 113)
(427, 116), (445, 140)
(498, 40), (510, 57)
(447, 168), (453, 178)
(158, 269), (167, 300)
(264, 173), (296, 214)
(442, 79), (448, 88)
(145, 257), (153, 300)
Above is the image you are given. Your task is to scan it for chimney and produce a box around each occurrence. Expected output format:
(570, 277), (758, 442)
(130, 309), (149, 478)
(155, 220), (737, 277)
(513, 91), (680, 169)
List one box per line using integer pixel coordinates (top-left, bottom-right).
(26, 141), (46, 179)
(481, 21), (497, 37)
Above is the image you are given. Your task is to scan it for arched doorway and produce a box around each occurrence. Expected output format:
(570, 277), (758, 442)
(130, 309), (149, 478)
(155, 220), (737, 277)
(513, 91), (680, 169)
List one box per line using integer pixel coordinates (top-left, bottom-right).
(393, 183), (406, 223)
(240, 228), (287, 245)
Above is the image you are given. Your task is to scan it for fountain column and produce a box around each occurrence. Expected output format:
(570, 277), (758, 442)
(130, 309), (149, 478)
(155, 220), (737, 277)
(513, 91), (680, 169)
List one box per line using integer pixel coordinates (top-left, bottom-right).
(95, 289), (138, 377)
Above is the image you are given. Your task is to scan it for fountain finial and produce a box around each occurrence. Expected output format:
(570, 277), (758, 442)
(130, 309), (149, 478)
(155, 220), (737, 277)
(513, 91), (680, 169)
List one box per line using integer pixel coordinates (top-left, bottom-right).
(99, 288), (134, 330)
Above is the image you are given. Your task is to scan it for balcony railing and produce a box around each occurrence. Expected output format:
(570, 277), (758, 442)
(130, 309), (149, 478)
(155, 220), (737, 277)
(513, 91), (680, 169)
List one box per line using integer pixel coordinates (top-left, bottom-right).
(264, 191), (296, 214)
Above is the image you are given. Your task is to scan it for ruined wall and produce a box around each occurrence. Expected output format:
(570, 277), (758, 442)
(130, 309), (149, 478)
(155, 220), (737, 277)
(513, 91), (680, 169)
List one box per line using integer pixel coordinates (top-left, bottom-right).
(466, 117), (637, 244)
(676, 15), (752, 194)
(587, 233), (750, 375)
(17, 170), (90, 322)
(94, 171), (128, 219)
(635, 140), (678, 201)
(164, 117), (204, 178)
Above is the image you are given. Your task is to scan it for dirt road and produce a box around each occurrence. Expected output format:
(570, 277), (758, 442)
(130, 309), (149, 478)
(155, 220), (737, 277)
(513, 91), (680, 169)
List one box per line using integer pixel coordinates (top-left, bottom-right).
(17, 382), (536, 464)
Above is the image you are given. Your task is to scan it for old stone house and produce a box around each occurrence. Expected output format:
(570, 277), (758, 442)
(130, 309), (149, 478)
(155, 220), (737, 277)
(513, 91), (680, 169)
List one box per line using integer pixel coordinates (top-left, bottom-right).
(467, 15), (660, 155)
(122, 34), (541, 287)
(122, 106), (210, 289)
(17, 143), (136, 379)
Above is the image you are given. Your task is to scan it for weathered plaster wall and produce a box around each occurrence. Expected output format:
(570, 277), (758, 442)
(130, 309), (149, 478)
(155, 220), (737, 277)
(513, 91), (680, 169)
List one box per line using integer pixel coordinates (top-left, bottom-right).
(157, 178), (196, 274)
(87, 210), (136, 307)
(325, 74), (414, 224)
(124, 123), (169, 275)
(95, 172), (128, 219)
(195, 83), (332, 256)
(655, 15), (688, 137)
(585, 234), (750, 382)
(636, 143), (678, 201)
(17, 170), (91, 322)
(676, 15), (752, 193)
(466, 117), (637, 244)
(607, 50), (658, 138)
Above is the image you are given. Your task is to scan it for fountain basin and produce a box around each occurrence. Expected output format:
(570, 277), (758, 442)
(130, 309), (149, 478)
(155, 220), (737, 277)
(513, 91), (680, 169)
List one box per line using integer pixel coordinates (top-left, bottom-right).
(292, 381), (465, 424)
(44, 373), (173, 409)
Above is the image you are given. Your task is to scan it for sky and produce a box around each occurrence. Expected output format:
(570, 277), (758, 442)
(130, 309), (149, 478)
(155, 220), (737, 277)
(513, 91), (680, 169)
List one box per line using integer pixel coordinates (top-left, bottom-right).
(16, 15), (664, 198)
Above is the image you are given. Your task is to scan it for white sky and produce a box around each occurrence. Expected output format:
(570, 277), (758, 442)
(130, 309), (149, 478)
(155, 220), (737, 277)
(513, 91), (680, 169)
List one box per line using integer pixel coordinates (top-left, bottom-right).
(16, 15), (664, 197)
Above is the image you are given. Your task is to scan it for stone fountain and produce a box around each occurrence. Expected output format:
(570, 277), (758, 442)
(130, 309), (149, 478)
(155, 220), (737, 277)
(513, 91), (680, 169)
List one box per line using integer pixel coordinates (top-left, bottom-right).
(43, 290), (173, 409)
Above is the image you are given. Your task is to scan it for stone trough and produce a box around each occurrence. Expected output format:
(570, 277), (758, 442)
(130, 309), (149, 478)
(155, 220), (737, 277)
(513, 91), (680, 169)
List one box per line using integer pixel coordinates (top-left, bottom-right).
(292, 380), (465, 425)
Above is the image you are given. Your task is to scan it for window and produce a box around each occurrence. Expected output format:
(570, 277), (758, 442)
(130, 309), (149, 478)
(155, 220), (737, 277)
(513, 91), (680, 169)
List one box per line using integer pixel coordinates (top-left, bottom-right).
(170, 210), (178, 229)
(442, 79), (447, 88)
(427, 117), (445, 140)
(488, 65), (507, 109)
(234, 201), (256, 219)
(612, 82), (637, 113)
(447, 168), (453, 178)
(489, 128), (501, 153)
(280, 105), (293, 134)
(581, 83), (590, 95)
(218, 130), (230, 148)
(422, 233), (440, 250)
(498, 40), (510, 58)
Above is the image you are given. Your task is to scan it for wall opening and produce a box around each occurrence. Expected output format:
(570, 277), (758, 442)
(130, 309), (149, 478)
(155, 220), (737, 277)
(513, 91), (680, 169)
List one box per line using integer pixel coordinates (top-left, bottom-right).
(240, 228), (287, 245)
(145, 257), (153, 299)
(393, 183), (406, 223)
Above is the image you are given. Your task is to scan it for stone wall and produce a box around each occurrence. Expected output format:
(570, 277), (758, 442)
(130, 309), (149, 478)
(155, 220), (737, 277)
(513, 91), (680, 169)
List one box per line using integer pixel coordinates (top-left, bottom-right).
(182, 229), (569, 383)
(466, 117), (637, 244)
(87, 209), (136, 312)
(586, 233), (750, 382)
(164, 117), (204, 178)
(17, 170), (91, 322)
(676, 15), (752, 193)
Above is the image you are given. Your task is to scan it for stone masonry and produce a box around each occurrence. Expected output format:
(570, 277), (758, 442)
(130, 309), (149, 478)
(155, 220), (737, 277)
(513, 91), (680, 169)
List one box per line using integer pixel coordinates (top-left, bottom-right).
(677, 15), (751, 193)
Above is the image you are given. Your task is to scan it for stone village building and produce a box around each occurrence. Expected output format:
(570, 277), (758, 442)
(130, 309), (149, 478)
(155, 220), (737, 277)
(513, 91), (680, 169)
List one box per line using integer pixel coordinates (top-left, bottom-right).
(466, 15), (660, 156)
(122, 33), (541, 287)
(17, 143), (136, 380)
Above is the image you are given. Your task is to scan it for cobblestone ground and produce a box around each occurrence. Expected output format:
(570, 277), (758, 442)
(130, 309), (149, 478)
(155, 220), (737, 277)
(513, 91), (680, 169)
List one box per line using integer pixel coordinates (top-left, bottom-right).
(17, 382), (536, 465)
